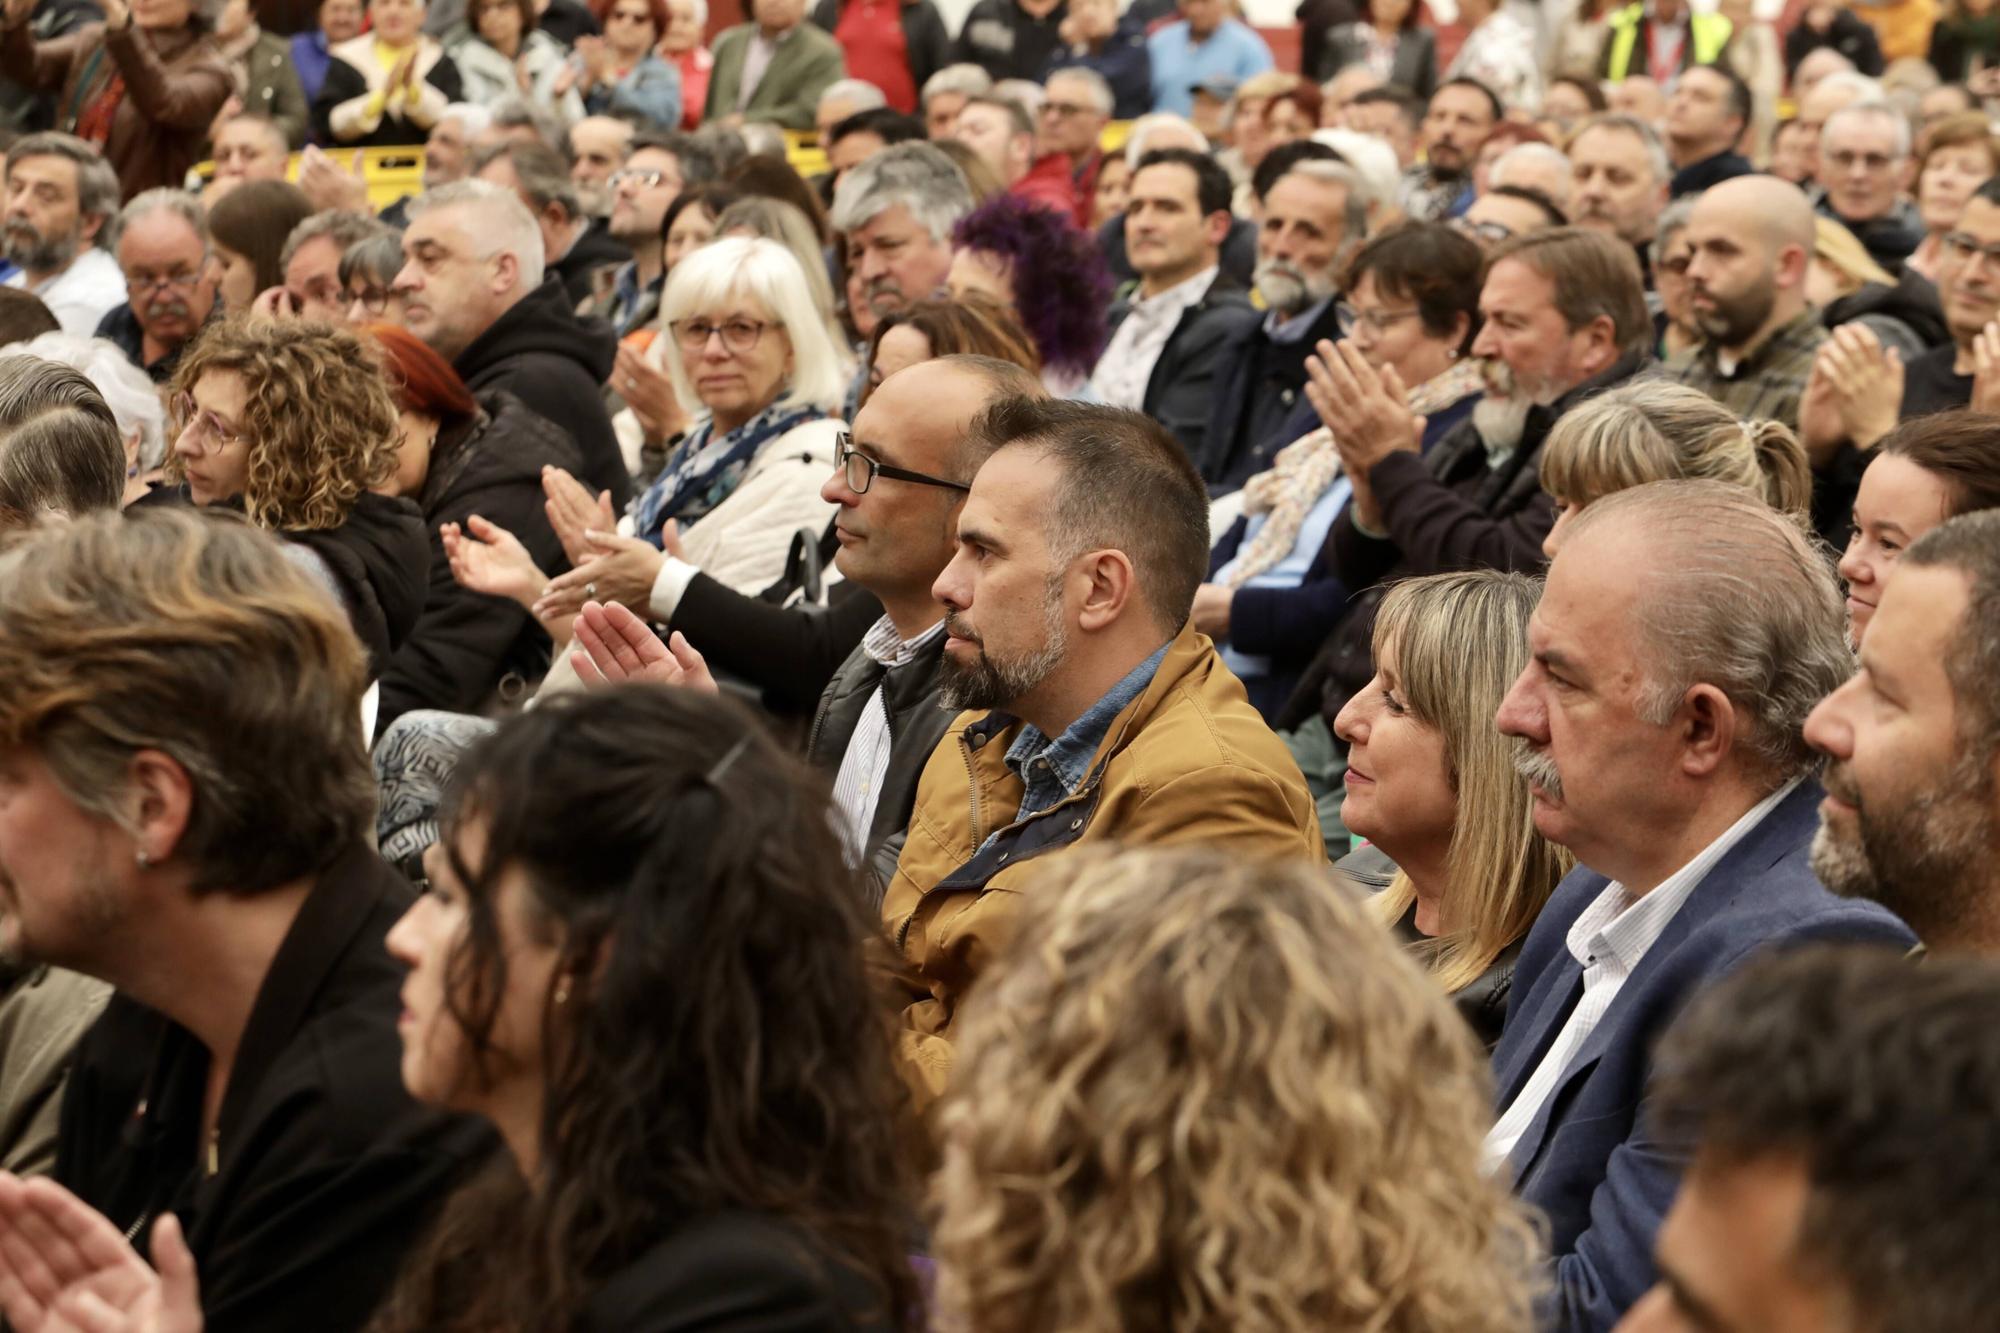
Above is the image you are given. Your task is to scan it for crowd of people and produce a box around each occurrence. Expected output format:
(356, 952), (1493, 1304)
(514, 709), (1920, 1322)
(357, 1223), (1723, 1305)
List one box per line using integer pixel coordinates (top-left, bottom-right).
(0, 0), (1991, 1329)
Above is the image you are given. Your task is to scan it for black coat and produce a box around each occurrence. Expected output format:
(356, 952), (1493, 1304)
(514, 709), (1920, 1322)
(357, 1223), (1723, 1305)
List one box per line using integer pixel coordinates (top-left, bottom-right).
(1783, 8), (1884, 76)
(552, 218), (633, 306)
(453, 276), (632, 512)
(952, 0), (1068, 82)
(286, 489), (431, 678)
(1315, 22), (1435, 96)
(55, 843), (497, 1333)
(1821, 268), (1949, 361)
(1200, 298), (1346, 496)
(810, 0), (952, 97)
(1102, 277), (1260, 469)
(310, 50), (463, 147)
(376, 390), (583, 734)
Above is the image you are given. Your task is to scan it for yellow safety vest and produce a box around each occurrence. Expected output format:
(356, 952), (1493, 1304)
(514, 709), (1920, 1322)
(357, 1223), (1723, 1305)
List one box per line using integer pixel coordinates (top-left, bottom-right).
(1604, 5), (1733, 81)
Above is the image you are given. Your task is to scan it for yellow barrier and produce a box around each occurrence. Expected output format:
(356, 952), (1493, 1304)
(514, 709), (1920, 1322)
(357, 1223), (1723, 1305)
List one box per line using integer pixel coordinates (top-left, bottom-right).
(785, 120), (1135, 178)
(187, 145), (426, 211)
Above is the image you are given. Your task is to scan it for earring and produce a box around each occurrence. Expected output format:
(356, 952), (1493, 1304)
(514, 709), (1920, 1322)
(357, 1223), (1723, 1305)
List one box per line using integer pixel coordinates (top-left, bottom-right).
(553, 976), (572, 1006)
(135, 850), (151, 869)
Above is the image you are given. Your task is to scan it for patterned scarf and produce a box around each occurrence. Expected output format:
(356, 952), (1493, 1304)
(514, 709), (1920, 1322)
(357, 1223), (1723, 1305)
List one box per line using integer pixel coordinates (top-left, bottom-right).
(630, 399), (821, 548)
(1223, 356), (1487, 588)
(71, 48), (125, 147)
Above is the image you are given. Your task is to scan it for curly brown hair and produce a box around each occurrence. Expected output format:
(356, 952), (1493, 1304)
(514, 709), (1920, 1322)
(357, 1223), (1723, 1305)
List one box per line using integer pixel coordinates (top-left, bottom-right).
(932, 845), (1541, 1333)
(168, 316), (401, 532)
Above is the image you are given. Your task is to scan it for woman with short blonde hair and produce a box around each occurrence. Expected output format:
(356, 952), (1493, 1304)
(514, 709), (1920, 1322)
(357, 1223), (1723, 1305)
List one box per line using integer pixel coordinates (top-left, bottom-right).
(1540, 380), (1811, 556)
(933, 844), (1539, 1333)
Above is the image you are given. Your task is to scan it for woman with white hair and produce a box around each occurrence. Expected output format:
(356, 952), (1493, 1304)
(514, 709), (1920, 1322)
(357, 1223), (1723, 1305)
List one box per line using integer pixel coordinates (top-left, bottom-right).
(0, 333), (166, 503)
(452, 237), (847, 629)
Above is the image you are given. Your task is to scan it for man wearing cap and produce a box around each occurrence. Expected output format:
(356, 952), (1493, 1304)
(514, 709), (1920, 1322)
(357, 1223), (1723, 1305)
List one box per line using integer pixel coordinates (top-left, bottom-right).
(1148, 0), (1274, 118)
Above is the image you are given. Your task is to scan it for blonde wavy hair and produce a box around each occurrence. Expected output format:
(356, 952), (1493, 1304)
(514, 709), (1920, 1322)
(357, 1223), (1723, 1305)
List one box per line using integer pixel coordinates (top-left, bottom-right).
(1540, 379), (1812, 523)
(1812, 215), (1898, 294)
(168, 316), (401, 532)
(931, 845), (1541, 1333)
(1363, 571), (1573, 992)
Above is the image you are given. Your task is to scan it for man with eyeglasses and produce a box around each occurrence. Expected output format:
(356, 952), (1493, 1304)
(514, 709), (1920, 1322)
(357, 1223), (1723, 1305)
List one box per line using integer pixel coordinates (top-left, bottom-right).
(1815, 101), (1922, 272)
(93, 189), (218, 385)
(593, 131), (717, 335)
(1456, 184), (1567, 252)
(951, 94), (1074, 218)
(1038, 67), (1112, 224)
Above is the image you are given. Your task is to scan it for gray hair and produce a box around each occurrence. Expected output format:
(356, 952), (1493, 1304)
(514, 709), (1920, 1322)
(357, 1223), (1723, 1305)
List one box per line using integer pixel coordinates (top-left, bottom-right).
(279, 209), (392, 274)
(632, 128), (721, 185)
(114, 188), (207, 253)
(1824, 99), (1913, 161)
(5, 133), (120, 240)
(0, 333), (167, 471)
(1650, 194), (1698, 268)
(737, 121), (788, 159)
(818, 78), (888, 116)
(473, 139), (582, 219)
(830, 141), (975, 243)
(1565, 479), (1850, 783)
(487, 95), (564, 149)
(1122, 112), (1209, 169)
(1490, 141), (1575, 208)
(1046, 65), (1113, 115)
(438, 101), (495, 138)
(1574, 112), (1672, 185)
(922, 62), (994, 107)
(1812, 69), (1885, 106)
(1281, 158), (1372, 244)
(0, 356), (125, 519)
(1904, 509), (2000, 752)
(407, 179), (546, 288)
(337, 230), (404, 292)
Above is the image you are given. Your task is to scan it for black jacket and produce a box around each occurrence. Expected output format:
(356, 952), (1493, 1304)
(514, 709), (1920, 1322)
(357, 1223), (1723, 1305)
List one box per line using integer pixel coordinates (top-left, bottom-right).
(1668, 148), (1751, 199)
(1201, 298), (1346, 496)
(310, 50), (464, 146)
(1102, 276), (1259, 468)
(55, 843), (497, 1333)
(377, 390), (582, 734)
(584, 1210), (895, 1332)
(805, 623), (951, 897)
(1820, 268), (1949, 361)
(1783, 8), (1884, 75)
(285, 490), (432, 678)
(952, 0), (1067, 81)
(1818, 197), (1925, 274)
(552, 218), (633, 306)
(453, 276), (632, 512)
(1281, 353), (1651, 730)
(810, 0), (952, 95)
(1315, 22), (1435, 96)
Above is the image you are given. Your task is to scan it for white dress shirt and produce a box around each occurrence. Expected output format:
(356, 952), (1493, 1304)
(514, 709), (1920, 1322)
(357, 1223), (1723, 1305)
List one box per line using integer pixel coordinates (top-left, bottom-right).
(1086, 266), (1217, 411)
(829, 616), (946, 863)
(1483, 776), (1803, 1174)
(6, 247), (124, 338)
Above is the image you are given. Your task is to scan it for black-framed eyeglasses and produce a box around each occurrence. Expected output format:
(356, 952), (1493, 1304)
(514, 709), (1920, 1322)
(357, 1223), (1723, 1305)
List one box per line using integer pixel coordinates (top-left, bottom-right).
(835, 431), (969, 494)
(671, 316), (770, 352)
(1942, 231), (2000, 268)
(1335, 303), (1422, 337)
(348, 286), (392, 315)
(1454, 217), (1514, 245)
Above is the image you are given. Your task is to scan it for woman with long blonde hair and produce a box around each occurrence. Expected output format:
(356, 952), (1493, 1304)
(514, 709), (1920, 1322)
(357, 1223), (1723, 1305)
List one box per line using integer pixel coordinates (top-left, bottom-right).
(1334, 570), (1569, 1045)
(932, 844), (1539, 1333)
(1539, 379), (1812, 557)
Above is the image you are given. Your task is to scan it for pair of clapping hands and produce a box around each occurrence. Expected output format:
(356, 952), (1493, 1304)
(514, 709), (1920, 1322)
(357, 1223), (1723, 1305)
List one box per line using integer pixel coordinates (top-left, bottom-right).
(1799, 319), (2000, 462)
(0, 1173), (200, 1333)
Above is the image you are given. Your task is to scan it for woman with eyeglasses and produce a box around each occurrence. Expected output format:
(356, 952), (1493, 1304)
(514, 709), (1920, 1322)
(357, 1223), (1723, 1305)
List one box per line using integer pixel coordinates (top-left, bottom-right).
(157, 315), (429, 680)
(313, 0), (465, 148)
(340, 229), (409, 324)
(1189, 221), (1485, 730)
(557, 0), (682, 130)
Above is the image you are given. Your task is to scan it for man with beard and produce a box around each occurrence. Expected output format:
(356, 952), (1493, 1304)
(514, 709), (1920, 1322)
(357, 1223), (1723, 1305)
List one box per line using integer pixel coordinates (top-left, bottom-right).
(1667, 174), (1823, 430)
(93, 189), (218, 385)
(1278, 227), (1650, 737)
(1804, 509), (2000, 954)
(1399, 77), (1496, 221)
(882, 396), (1322, 1106)
(564, 114), (634, 219)
(1200, 158), (1367, 494)
(1489, 480), (1914, 1332)
(1567, 113), (1671, 281)
(589, 131), (717, 336)
(1, 135), (124, 338)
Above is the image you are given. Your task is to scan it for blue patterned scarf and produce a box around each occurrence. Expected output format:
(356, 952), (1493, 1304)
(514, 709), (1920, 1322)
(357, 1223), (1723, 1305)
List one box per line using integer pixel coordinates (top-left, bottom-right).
(630, 400), (823, 548)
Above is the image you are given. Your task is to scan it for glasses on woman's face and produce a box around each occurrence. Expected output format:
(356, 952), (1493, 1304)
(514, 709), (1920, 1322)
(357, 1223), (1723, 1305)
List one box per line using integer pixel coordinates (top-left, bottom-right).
(1335, 303), (1421, 337)
(172, 393), (246, 450)
(671, 316), (770, 352)
(834, 432), (969, 495)
(347, 285), (392, 315)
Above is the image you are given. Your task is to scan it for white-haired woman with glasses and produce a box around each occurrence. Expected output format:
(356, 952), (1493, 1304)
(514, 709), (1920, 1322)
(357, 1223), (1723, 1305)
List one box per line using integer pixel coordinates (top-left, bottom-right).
(444, 236), (845, 636)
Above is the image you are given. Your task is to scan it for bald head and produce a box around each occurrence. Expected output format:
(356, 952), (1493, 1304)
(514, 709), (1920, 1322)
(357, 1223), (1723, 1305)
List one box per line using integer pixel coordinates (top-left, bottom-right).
(1681, 175), (1815, 353)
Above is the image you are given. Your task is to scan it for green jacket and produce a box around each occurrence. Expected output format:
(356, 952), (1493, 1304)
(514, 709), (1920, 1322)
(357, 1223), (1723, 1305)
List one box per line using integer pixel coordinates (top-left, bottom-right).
(702, 20), (844, 131)
(238, 28), (308, 148)
(1601, 4), (1732, 81)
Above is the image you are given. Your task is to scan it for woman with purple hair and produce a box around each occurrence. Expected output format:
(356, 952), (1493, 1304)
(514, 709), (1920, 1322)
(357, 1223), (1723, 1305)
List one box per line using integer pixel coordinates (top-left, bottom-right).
(946, 195), (1113, 396)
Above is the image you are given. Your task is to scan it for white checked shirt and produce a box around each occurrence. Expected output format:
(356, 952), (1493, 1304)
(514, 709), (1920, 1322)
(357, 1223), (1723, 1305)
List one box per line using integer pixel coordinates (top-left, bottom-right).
(1482, 777), (1803, 1175)
(1086, 266), (1218, 411)
(829, 616), (947, 864)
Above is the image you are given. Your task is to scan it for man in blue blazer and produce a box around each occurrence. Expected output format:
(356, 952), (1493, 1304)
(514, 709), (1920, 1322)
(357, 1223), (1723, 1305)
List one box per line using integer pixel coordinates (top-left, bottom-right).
(1490, 480), (1916, 1333)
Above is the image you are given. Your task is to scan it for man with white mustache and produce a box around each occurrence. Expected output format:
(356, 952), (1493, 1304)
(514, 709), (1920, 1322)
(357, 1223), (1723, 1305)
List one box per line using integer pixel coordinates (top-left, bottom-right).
(93, 189), (218, 385)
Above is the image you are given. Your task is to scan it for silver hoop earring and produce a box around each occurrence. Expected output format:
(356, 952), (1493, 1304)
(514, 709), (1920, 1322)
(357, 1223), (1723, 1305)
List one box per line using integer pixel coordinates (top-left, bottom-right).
(135, 850), (152, 868)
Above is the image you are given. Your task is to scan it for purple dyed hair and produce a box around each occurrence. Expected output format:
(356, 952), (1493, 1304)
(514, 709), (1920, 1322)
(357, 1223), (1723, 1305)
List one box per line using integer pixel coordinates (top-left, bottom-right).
(951, 196), (1112, 380)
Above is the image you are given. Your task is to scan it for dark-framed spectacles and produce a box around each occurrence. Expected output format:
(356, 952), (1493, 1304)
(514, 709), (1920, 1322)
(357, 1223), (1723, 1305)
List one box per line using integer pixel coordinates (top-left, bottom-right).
(1942, 231), (2000, 268)
(348, 286), (392, 315)
(1335, 303), (1422, 337)
(671, 316), (770, 352)
(1454, 217), (1515, 245)
(835, 431), (969, 495)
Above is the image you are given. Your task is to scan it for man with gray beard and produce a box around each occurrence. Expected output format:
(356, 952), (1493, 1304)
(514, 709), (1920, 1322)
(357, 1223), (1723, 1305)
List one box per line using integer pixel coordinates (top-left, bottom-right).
(0, 135), (124, 338)
(1488, 480), (1914, 1332)
(882, 396), (1323, 1106)
(1198, 158), (1365, 494)
(1276, 227), (1651, 738)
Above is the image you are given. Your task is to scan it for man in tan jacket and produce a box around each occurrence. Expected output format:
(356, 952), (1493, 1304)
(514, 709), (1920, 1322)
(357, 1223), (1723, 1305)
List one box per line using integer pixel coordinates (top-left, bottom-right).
(884, 397), (1325, 1106)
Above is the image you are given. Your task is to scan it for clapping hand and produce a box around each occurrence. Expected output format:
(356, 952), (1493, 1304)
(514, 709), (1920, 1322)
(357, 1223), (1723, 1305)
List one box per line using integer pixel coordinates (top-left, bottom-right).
(534, 530), (666, 622)
(0, 1174), (202, 1333)
(1303, 338), (1426, 473)
(442, 514), (546, 612)
(1971, 320), (2000, 415)
(541, 466), (616, 568)
(1800, 325), (1902, 462)
(570, 601), (717, 693)
(613, 345), (687, 447)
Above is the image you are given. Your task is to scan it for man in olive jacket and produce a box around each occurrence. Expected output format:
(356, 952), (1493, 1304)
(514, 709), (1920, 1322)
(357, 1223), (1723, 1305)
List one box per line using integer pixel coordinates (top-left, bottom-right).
(883, 398), (1324, 1108)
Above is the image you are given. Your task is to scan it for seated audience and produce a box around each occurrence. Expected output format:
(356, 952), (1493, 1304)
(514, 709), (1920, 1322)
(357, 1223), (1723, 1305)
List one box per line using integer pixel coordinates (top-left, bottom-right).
(1808, 215), (1949, 361)
(1566, 114), (1670, 278)
(1663, 63), (1753, 198)
(474, 141), (629, 304)
(1485, 142), (1573, 220)
(659, 0), (711, 126)
(0, 288), (55, 345)
(1196, 220), (1484, 720)
(270, 208), (392, 323)
(340, 229), (406, 322)
(1146, 0), (1274, 119)
(861, 291), (1038, 405)
(1807, 507), (2000, 954)
(1907, 110), (1999, 280)
(1447, 0), (1538, 110)
(811, 77), (886, 145)
(703, 0), (846, 131)
(1035, 67), (1112, 224)
(1649, 198), (1697, 360)
(1668, 175), (1824, 431)
(1930, 0), (2000, 80)
(1540, 380), (1811, 558)
(569, 0), (683, 129)
(1315, 0), (1435, 96)
(1838, 412), (2000, 647)
(206, 179), (313, 315)
(210, 0), (310, 149)
(565, 113), (635, 216)
(932, 845), (1537, 1332)
(1459, 184), (1567, 249)
(1, 133), (124, 338)
(1343, 85), (1421, 171)
(449, 0), (581, 118)
(830, 142), (973, 347)
(393, 179), (631, 509)
(590, 131), (721, 336)
(1597, 0), (1727, 86)
(205, 113), (291, 203)
(314, 0), (465, 147)
(96, 189), (219, 384)
(1490, 480), (1916, 1330)
(884, 397), (1323, 1105)
(823, 107), (925, 196)
(1616, 947), (2000, 1332)
(0, 507), (494, 1331)
(1785, 0), (1884, 75)
(1400, 77), (1496, 222)
(0, 685), (920, 1332)
(918, 60), (990, 138)
(291, 0), (368, 108)
(1043, 0), (1149, 119)
(946, 192), (1109, 395)
(950, 93), (1074, 218)
(1336, 571), (1571, 1047)
(0, 0), (231, 199)
(1814, 100), (1922, 273)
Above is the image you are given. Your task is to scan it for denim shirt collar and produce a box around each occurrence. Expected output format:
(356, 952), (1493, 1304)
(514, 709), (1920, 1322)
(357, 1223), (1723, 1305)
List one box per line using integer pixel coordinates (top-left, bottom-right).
(1262, 293), (1335, 344)
(1004, 641), (1171, 820)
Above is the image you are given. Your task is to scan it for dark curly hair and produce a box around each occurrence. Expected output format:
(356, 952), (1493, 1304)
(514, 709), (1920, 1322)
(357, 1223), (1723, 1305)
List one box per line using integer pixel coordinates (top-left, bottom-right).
(952, 196), (1110, 380)
(368, 687), (921, 1332)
